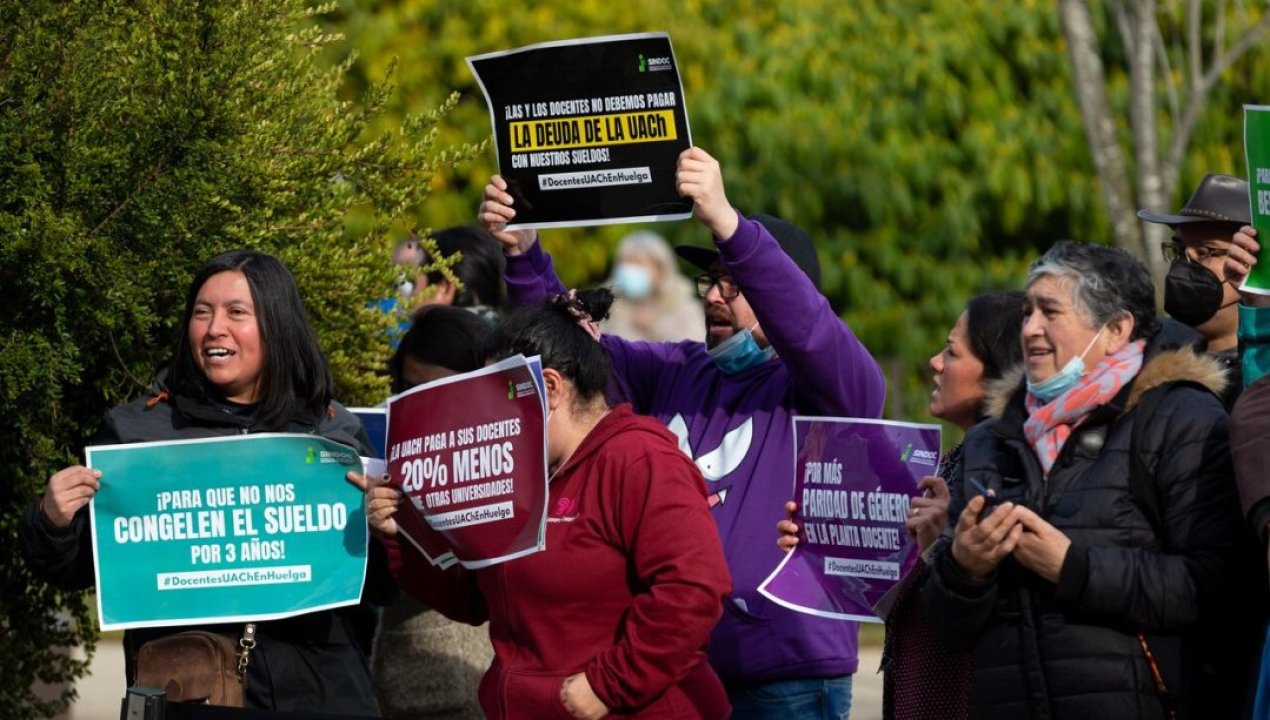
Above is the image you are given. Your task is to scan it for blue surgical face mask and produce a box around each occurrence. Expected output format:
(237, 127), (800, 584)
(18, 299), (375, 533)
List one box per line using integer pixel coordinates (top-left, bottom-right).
(613, 263), (654, 300)
(1026, 326), (1105, 403)
(708, 323), (775, 375)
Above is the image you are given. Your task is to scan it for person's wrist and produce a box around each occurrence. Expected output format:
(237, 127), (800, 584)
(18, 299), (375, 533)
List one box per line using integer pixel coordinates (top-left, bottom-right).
(950, 542), (985, 581)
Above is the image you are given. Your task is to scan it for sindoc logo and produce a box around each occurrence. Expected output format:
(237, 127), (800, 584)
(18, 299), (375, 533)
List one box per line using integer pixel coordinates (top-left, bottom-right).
(307, 445), (356, 465)
(901, 442), (939, 468)
(637, 53), (673, 73)
(510, 379), (537, 399)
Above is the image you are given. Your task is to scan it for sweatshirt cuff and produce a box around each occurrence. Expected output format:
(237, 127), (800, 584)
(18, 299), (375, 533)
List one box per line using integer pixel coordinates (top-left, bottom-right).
(1054, 542), (1090, 604)
(504, 241), (552, 280)
(583, 665), (619, 712)
(935, 544), (996, 597)
(714, 211), (760, 264)
(31, 498), (77, 537)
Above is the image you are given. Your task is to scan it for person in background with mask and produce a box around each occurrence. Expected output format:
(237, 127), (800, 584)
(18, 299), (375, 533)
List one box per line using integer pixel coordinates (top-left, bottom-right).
(480, 147), (886, 720)
(603, 230), (705, 342)
(1138, 173), (1250, 409)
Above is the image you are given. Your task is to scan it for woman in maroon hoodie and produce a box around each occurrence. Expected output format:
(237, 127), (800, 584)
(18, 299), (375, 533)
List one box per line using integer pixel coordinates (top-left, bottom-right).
(352, 288), (732, 720)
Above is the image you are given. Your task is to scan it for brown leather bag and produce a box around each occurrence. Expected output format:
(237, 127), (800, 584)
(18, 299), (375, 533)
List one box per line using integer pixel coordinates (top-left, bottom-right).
(134, 630), (248, 706)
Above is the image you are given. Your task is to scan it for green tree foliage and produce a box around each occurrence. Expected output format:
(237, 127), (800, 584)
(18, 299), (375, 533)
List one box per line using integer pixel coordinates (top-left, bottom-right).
(328, 0), (1268, 424)
(0, 1), (480, 714)
(325, 0), (1081, 420)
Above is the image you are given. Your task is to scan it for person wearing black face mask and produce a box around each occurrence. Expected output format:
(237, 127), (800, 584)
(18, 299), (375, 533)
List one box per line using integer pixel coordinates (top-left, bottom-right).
(1139, 172), (1250, 409)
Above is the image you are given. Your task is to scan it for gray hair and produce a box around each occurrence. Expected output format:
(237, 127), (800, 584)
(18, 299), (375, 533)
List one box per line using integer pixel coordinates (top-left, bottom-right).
(1025, 240), (1158, 340)
(616, 230), (676, 272)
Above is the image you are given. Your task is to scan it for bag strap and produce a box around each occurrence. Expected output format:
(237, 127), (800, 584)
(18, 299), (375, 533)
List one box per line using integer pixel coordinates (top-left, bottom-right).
(236, 623), (257, 680)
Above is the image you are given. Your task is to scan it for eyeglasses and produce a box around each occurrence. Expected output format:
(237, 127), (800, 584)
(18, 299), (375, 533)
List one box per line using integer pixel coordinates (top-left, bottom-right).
(694, 273), (739, 299)
(1162, 241), (1230, 264)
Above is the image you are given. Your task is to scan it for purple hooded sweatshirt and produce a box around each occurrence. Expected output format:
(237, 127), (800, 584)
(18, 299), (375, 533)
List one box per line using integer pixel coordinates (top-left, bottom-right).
(505, 212), (886, 683)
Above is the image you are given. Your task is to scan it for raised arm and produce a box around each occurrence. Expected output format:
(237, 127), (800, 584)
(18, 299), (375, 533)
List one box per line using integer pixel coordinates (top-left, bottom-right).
(677, 147), (886, 417)
(480, 174), (562, 307)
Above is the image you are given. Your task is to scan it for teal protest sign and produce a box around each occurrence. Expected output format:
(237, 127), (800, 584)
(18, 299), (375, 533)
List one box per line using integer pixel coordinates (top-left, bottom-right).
(88, 434), (367, 631)
(1244, 104), (1270, 294)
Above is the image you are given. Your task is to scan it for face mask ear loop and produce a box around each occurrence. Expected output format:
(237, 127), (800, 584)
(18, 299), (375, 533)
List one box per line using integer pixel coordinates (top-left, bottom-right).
(1077, 325), (1106, 363)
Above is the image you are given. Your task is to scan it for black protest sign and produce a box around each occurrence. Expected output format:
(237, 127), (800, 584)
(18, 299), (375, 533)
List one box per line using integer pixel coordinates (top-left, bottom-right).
(468, 33), (693, 229)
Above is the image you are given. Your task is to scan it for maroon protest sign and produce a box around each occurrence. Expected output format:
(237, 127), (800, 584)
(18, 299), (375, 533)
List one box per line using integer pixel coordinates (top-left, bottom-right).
(386, 356), (547, 568)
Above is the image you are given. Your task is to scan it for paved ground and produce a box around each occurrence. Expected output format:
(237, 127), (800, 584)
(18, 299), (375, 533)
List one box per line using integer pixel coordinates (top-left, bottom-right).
(56, 636), (885, 720)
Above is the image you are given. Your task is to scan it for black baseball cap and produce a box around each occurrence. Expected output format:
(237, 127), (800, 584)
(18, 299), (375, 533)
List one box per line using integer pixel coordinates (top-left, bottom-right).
(675, 214), (821, 290)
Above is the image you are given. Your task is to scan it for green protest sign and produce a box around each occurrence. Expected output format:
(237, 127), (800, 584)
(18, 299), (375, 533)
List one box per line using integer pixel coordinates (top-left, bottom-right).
(88, 434), (367, 631)
(1243, 104), (1270, 294)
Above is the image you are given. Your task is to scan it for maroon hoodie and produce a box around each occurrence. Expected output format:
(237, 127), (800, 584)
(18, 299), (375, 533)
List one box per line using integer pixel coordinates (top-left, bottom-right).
(384, 404), (732, 719)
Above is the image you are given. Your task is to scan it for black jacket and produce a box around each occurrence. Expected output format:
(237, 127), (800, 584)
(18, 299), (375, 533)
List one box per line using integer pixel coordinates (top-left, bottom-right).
(19, 384), (382, 714)
(921, 342), (1243, 720)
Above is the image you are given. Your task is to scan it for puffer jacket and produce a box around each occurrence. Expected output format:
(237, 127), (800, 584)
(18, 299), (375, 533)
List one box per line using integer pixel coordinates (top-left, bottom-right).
(18, 382), (387, 714)
(921, 340), (1244, 720)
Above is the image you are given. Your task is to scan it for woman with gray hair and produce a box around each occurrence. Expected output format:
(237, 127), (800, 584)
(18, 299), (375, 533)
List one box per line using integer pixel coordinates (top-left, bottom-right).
(602, 230), (704, 342)
(920, 241), (1243, 719)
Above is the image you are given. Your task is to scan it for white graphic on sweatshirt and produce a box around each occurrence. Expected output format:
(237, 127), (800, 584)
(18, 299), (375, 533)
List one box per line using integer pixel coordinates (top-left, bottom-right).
(666, 415), (754, 508)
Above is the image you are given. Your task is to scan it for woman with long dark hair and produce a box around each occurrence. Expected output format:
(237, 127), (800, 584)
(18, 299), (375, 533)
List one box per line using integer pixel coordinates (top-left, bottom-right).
(20, 250), (379, 713)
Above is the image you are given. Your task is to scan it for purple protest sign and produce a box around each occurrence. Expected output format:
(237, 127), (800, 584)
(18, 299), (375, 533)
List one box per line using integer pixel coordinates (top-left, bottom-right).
(386, 355), (548, 569)
(758, 417), (941, 622)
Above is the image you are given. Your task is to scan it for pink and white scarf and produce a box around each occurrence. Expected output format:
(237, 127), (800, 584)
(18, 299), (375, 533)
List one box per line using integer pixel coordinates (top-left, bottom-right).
(1023, 340), (1146, 475)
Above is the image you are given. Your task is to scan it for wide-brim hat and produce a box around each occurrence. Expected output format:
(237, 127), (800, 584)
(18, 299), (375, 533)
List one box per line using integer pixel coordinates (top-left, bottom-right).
(1137, 173), (1251, 226)
(675, 214), (821, 290)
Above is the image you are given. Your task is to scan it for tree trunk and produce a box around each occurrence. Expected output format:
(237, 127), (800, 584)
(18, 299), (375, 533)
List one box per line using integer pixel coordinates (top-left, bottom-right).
(1060, 0), (1145, 258)
(1130, 0), (1169, 288)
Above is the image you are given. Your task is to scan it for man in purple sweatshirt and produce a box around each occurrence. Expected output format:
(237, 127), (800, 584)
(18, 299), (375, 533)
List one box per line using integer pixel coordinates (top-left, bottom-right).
(479, 147), (887, 719)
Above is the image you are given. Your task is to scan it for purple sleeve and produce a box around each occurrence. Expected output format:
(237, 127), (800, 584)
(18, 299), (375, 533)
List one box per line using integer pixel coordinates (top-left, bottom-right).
(506, 243), (685, 408)
(718, 213), (886, 418)
(503, 241), (566, 307)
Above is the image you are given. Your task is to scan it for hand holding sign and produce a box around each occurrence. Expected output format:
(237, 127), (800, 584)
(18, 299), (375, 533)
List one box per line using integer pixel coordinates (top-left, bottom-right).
(479, 174), (539, 256)
(1226, 226), (1270, 307)
(676, 147), (738, 240)
(346, 471), (402, 537)
(906, 476), (950, 553)
(42, 465), (102, 528)
(777, 500), (800, 553)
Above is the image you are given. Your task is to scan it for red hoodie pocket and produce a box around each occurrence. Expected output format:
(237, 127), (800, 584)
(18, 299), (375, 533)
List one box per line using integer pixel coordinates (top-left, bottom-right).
(494, 669), (577, 720)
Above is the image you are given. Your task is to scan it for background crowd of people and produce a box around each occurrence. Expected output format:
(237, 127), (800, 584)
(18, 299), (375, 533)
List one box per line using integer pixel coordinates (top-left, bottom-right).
(19, 149), (1270, 720)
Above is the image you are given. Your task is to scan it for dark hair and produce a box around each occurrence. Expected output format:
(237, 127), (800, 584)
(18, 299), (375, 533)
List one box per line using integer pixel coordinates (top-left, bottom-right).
(964, 291), (1026, 381)
(388, 305), (491, 394)
(424, 226), (507, 310)
(1027, 240), (1160, 340)
(488, 288), (614, 403)
(168, 250), (332, 430)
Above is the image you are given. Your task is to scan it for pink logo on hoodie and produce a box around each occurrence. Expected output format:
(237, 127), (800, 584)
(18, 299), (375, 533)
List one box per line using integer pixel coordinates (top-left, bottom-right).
(554, 497), (576, 516)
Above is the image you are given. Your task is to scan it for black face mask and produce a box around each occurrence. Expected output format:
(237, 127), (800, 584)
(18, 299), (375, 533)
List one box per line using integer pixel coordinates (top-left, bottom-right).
(1164, 258), (1224, 327)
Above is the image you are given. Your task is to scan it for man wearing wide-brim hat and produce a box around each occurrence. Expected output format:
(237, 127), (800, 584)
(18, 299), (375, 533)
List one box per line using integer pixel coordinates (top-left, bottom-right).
(1138, 172), (1249, 407)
